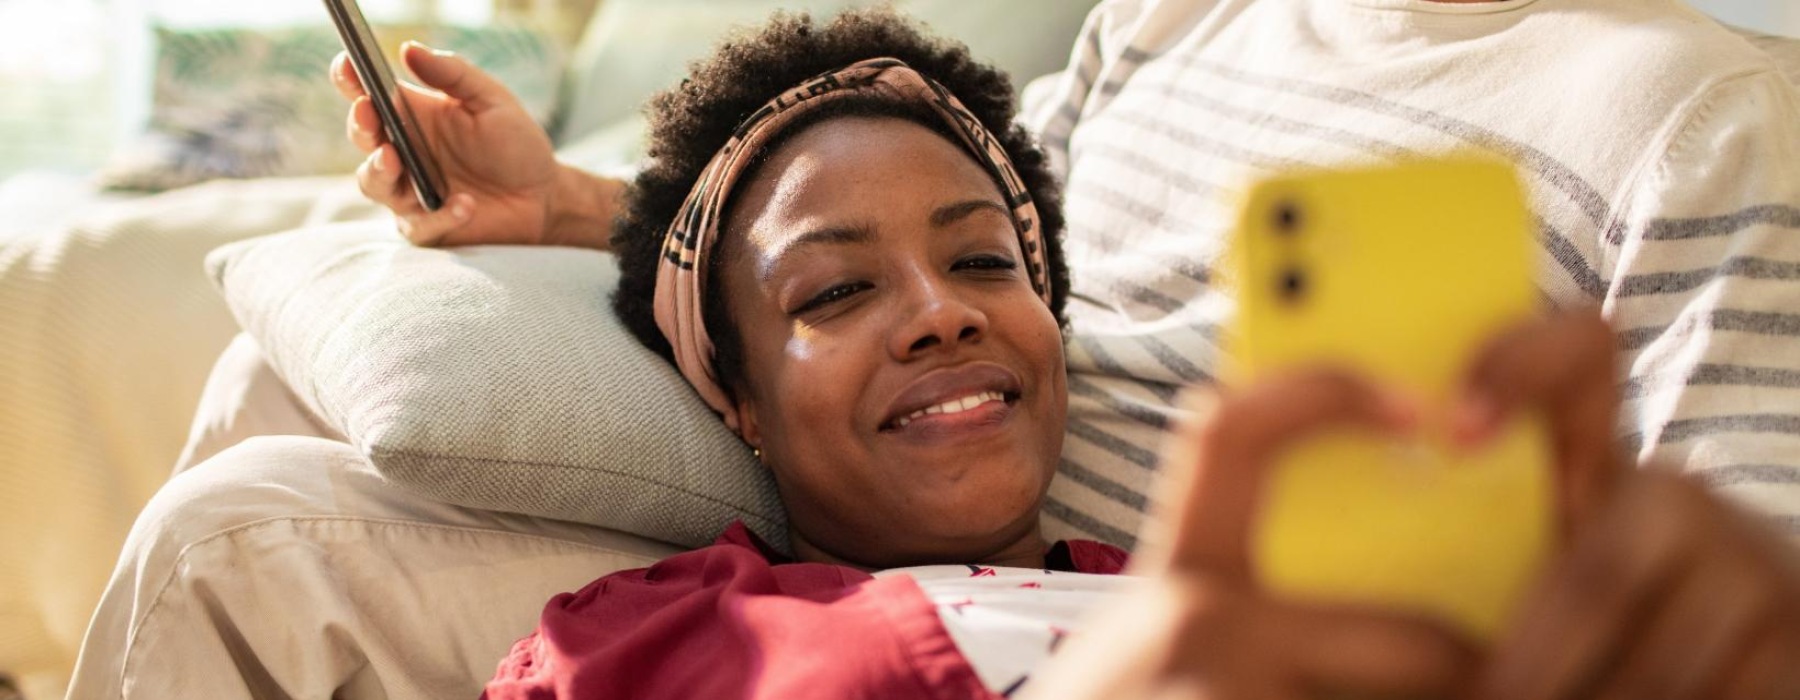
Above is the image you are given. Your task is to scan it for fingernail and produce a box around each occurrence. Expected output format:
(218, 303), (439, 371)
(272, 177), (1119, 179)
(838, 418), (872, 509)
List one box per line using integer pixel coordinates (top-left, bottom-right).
(450, 200), (470, 220)
(370, 154), (384, 172)
(401, 41), (451, 58)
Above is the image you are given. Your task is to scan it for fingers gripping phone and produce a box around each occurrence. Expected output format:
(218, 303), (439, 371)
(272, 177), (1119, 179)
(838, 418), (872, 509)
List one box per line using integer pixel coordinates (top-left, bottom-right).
(1223, 157), (1554, 641)
(324, 0), (449, 211)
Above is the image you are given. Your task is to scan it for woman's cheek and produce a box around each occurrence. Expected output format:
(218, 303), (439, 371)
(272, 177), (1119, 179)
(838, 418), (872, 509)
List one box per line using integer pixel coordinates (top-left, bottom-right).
(783, 325), (825, 364)
(779, 331), (869, 415)
(1013, 296), (1066, 374)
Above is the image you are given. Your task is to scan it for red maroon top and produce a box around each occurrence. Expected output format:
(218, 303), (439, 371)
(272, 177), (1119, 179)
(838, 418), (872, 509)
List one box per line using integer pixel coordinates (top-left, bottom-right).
(484, 522), (1128, 700)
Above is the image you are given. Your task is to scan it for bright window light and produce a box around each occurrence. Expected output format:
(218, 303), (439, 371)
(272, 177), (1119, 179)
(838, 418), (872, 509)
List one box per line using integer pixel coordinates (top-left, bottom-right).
(0, 0), (108, 81)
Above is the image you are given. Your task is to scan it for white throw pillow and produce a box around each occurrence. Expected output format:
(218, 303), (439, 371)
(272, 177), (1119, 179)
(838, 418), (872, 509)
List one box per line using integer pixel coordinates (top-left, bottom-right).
(206, 222), (785, 549)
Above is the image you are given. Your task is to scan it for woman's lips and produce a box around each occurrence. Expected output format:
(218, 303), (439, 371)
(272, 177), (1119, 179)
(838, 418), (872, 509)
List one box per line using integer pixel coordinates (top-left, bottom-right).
(884, 391), (1015, 440)
(879, 362), (1024, 433)
(890, 390), (1008, 429)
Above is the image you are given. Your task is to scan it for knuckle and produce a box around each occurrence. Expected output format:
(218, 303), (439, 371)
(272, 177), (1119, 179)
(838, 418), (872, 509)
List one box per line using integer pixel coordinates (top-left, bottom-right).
(355, 167), (377, 196)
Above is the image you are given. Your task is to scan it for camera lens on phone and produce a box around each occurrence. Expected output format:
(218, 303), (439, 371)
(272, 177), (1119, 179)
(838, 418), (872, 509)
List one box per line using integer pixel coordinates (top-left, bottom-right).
(1273, 200), (1302, 235)
(1278, 267), (1307, 303)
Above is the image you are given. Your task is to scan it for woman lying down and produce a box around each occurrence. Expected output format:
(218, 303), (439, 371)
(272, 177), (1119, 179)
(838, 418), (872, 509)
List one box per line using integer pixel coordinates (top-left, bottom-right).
(473, 15), (1133, 695)
(326, 9), (1800, 700)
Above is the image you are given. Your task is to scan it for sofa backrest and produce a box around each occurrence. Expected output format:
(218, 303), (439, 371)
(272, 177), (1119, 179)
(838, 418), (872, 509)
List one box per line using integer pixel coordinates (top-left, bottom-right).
(552, 0), (1101, 146)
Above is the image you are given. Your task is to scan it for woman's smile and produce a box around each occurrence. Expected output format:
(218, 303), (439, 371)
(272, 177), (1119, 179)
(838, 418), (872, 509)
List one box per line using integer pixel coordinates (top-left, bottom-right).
(879, 361), (1022, 441)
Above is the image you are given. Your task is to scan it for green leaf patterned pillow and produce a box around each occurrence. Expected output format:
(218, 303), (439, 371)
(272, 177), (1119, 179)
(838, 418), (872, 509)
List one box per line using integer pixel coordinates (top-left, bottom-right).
(101, 24), (562, 192)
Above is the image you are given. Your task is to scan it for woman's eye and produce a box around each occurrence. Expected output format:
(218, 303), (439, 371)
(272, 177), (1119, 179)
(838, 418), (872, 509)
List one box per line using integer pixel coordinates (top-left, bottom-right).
(794, 282), (869, 314)
(954, 255), (1019, 272)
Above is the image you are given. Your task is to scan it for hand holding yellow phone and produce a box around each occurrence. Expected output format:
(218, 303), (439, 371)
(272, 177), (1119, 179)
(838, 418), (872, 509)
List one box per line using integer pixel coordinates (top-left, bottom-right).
(1224, 156), (1553, 641)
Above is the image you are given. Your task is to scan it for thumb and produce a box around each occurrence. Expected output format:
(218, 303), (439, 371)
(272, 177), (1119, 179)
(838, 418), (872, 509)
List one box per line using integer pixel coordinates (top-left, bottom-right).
(400, 41), (513, 113)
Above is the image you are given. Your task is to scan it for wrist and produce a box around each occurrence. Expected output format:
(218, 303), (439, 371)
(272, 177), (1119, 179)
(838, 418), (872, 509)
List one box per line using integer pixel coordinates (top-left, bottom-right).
(544, 165), (624, 250)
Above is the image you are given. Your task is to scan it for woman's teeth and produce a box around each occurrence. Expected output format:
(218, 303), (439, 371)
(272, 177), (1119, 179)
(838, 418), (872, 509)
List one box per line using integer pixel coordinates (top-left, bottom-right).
(892, 391), (1006, 429)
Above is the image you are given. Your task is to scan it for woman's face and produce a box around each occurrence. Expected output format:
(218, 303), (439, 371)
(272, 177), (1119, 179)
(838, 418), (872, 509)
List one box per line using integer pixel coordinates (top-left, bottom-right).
(719, 116), (1066, 569)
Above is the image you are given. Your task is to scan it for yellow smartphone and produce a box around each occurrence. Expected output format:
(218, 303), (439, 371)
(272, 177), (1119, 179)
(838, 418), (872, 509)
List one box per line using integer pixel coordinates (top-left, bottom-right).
(1223, 156), (1553, 641)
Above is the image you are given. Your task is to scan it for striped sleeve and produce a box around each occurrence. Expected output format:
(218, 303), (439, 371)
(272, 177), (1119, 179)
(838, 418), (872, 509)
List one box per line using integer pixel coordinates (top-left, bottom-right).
(1017, 0), (1147, 182)
(1605, 69), (1800, 537)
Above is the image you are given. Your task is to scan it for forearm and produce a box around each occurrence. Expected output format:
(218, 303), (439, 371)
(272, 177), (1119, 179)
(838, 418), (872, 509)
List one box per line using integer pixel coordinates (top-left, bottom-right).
(545, 164), (627, 251)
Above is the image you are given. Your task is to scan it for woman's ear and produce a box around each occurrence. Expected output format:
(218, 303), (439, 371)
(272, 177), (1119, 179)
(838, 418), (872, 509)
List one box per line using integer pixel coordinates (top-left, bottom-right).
(734, 390), (764, 459)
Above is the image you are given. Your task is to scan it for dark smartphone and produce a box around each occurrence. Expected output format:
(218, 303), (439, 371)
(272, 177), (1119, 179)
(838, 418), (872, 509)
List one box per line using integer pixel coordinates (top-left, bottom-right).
(323, 0), (449, 211)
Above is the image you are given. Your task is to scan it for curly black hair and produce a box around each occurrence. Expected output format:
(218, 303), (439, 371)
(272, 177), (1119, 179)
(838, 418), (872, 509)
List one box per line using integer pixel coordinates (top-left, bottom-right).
(610, 8), (1070, 396)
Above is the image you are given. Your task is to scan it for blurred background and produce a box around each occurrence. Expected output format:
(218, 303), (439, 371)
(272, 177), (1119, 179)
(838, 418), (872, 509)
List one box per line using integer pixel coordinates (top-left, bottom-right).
(0, 0), (1794, 183)
(0, 0), (597, 181)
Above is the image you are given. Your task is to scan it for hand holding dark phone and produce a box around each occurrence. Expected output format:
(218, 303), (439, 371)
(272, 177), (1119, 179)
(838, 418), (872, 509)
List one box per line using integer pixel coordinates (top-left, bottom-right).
(323, 0), (449, 211)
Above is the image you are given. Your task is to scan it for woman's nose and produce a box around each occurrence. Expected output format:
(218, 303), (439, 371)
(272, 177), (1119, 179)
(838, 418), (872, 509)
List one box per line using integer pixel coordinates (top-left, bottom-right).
(889, 279), (988, 360)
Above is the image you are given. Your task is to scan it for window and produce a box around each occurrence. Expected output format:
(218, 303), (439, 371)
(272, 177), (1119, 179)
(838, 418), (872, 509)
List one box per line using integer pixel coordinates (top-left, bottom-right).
(0, 0), (505, 179)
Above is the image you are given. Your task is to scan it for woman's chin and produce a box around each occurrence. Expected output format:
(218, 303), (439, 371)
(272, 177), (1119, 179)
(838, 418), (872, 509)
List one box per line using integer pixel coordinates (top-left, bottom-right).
(877, 448), (1056, 545)
(884, 494), (1043, 556)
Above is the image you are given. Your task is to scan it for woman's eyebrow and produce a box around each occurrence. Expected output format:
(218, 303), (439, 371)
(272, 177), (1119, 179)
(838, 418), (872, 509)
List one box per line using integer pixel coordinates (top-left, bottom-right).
(930, 199), (1010, 228)
(757, 201), (1008, 282)
(759, 222), (877, 281)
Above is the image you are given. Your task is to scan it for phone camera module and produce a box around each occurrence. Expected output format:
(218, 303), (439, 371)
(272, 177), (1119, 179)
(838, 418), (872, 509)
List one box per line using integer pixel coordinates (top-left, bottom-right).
(1272, 200), (1303, 235)
(1277, 267), (1307, 303)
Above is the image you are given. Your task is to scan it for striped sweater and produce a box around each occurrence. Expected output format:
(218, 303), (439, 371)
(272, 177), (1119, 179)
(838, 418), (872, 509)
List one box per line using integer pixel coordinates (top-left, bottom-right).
(1020, 0), (1800, 547)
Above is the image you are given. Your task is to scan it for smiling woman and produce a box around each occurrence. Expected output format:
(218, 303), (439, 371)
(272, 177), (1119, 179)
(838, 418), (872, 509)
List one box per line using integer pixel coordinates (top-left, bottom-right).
(476, 9), (1105, 697)
(716, 115), (1070, 569)
(606, 8), (1074, 571)
(607, 14), (1079, 577)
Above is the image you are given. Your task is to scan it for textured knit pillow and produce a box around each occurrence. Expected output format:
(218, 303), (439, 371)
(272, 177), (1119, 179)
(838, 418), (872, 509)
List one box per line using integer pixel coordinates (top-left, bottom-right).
(102, 24), (562, 192)
(205, 223), (785, 549)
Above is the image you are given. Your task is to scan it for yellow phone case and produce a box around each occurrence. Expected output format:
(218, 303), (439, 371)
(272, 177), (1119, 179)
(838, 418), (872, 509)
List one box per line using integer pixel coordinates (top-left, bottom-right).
(1223, 156), (1553, 641)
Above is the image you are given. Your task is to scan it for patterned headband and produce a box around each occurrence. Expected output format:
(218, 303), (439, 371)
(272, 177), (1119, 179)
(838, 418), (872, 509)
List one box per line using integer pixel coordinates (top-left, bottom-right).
(651, 57), (1052, 436)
